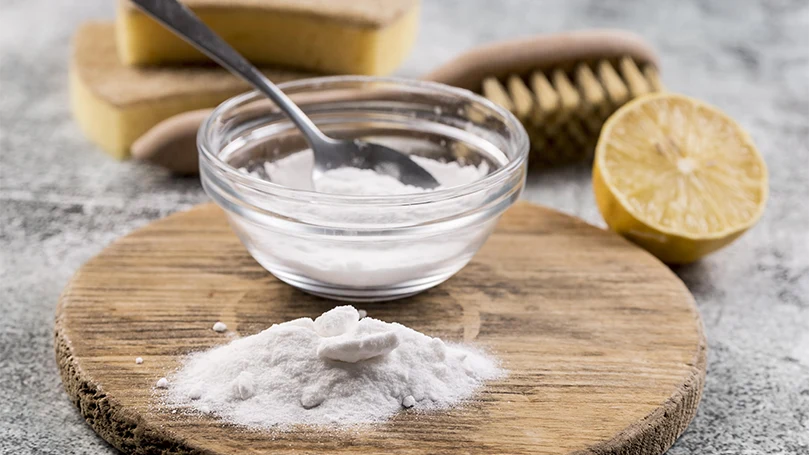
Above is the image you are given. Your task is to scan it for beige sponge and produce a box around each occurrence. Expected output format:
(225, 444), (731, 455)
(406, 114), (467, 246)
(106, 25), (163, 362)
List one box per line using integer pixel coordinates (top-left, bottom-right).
(116, 0), (421, 75)
(69, 22), (313, 159)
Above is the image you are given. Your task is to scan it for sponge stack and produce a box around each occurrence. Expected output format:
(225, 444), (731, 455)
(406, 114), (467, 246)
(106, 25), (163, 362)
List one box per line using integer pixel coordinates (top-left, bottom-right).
(70, 22), (313, 159)
(70, 0), (421, 161)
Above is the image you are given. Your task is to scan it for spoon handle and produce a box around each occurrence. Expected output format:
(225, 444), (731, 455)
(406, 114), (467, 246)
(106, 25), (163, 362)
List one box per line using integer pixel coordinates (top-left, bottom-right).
(130, 0), (330, 147)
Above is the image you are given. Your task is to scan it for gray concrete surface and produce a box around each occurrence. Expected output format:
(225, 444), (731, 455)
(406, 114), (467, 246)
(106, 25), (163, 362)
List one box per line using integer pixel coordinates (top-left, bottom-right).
(1, 0), (807, 453)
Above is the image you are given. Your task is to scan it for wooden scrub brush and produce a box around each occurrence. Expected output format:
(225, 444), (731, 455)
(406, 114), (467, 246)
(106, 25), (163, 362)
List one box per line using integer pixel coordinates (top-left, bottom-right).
(423, 29), (663, 166)
(133, 30), (662, 173)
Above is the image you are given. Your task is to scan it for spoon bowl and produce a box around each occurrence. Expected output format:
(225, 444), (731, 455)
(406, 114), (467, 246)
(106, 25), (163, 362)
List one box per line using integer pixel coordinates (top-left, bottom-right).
(312, 138), (441, 188)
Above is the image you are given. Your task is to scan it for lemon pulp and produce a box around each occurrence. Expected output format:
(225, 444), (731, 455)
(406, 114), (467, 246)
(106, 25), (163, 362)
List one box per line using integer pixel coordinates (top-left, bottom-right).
(593, 93), (768, 264)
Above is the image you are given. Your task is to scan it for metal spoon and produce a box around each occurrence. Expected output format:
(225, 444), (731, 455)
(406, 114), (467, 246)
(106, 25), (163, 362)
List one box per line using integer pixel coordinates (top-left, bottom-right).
(131, 0), (440, 189)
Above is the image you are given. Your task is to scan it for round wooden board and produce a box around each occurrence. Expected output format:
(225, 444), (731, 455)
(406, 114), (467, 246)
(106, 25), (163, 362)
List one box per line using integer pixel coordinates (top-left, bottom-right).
(55, 201), (706, 455)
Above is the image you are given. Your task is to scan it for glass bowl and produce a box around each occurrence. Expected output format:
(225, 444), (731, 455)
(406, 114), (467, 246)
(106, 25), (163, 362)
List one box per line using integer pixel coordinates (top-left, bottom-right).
(198, 76), (528, 302)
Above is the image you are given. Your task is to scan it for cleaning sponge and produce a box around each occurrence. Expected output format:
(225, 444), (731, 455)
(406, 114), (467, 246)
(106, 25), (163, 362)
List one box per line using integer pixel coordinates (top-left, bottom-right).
(70, 22), (313, 159)
(116, 0), (421, 75)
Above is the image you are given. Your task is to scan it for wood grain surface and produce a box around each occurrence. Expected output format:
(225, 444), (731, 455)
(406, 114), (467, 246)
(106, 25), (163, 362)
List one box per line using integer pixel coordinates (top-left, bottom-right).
(55, 201), (706, 455)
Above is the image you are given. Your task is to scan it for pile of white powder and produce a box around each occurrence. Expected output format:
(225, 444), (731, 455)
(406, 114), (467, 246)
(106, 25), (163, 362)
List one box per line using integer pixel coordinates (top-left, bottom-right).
(241, 150), (490, 195)
(165, 306), (503, 429)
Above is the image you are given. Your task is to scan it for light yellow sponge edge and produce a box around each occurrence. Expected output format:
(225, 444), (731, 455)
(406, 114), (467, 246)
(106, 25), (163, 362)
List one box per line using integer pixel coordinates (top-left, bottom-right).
(70, 22), (314, 159)
(116, 0), (421, 75)
(69, 67), (237, 160)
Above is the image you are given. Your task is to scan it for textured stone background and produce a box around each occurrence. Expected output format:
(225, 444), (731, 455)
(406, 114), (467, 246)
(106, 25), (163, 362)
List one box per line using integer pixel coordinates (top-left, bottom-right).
(1, 0), (807, 453)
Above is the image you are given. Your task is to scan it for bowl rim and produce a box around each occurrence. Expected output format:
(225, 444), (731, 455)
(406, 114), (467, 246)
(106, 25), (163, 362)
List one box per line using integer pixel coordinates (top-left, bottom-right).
(198, 75), (529, 206)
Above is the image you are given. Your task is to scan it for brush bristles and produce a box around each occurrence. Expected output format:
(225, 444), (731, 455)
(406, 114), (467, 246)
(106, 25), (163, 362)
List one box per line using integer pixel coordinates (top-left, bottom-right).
(482, 56), (663, 166)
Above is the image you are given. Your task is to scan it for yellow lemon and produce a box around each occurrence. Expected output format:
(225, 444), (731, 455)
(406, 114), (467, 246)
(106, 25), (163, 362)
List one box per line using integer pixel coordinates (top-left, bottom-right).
(593, 93), (768, 264)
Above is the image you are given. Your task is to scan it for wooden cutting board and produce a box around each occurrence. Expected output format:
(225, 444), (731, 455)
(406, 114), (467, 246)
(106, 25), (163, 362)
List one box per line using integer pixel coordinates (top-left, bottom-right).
(55, 201), (706, 455)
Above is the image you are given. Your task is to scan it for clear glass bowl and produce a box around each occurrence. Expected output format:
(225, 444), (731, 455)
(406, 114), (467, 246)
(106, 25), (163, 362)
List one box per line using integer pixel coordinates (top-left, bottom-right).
(199, 76), (528, 301)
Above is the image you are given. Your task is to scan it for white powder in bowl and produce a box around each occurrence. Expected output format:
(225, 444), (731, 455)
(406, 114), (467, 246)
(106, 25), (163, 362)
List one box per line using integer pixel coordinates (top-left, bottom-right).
(233, 152), (499, 289)
(241, 151), (490, 195)
(165, 306), (503, 429)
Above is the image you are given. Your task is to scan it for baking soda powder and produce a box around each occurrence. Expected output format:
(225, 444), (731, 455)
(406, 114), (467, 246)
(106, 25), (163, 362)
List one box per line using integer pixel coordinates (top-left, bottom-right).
(235, 152), (495, 288)
(243, 151), (489, 195)
(166, 306), (503, 429)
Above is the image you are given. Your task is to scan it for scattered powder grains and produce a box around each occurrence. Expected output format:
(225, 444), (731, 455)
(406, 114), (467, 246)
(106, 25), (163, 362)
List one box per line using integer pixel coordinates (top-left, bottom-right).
(165, 306), (503, 429)
(155, 377), (169, 389)
(212, 322), (227, 333)
(135, 357), (143, 364)
(402, 395), (416, 408)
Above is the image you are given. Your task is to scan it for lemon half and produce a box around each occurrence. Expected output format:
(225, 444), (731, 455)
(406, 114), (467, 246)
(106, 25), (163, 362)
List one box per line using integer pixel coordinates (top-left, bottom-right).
(593, 93), (768, 264)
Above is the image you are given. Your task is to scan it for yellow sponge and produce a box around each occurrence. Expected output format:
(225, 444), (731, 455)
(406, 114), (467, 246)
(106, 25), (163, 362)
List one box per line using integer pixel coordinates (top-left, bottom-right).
(116, 0), (420, 75)
(70, 22), (313, 159)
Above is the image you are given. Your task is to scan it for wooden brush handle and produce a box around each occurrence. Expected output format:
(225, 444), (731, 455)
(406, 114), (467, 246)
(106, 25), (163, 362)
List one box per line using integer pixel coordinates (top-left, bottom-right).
(130, 108), (211, 175)
(423, 29), (659, 91)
